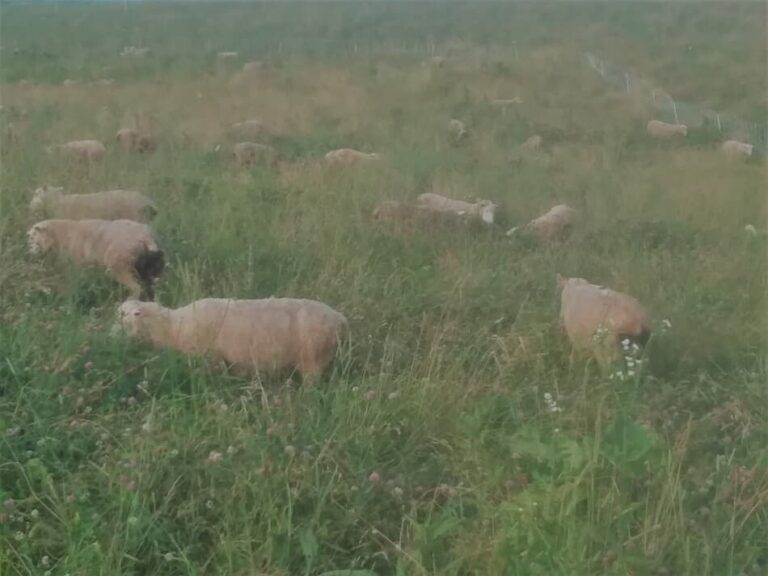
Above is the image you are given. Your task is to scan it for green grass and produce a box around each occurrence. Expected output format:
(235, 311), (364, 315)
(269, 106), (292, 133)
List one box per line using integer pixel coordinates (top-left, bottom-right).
(1, 3), (767, 575)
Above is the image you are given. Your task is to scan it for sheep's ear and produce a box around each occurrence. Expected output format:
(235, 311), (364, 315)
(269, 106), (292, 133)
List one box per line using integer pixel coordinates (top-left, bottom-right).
(556, 273), (566, 289)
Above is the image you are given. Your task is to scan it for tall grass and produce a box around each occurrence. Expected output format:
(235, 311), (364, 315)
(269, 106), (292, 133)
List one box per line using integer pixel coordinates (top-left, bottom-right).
(1, 3), (766, 575)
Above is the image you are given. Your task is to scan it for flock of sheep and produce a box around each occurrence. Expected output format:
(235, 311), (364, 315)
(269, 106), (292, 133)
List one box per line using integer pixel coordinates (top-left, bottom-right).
(21, 55), (758, 381)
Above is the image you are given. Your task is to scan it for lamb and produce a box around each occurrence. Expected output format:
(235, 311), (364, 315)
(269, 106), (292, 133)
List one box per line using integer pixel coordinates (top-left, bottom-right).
(233, 142), (279, 167)
(416, 192), (498, 225)
(27, 219), (164, 300)
(324, 148), (380, 166)
(524, 204), (578, 241)
(116, 297), (348, 380)
(30, 186), (158, 223)
(646, 119), (687, 138)
(557, 274), (651, 364)
(51, 140), (106, 162)
(116, 127), (156, 153)
(721, 139), (753, 159)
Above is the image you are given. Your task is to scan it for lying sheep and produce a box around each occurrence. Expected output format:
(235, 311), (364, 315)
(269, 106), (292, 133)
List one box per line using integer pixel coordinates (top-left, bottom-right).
(30, 186), (157, 222)
(525, 204), (578, 241)
(721, 139), (753, 159)
(28, 219), (164, 300)
(116, 297), (348, 380)
(416, 192), (498, 225)
(51, 140), (106, 162)
(116, 128), (156, 153)
(233, 142), (278, 167)
(325, 148), (379, 166)
(646, 119), (687, 138)
(557, 274), (651, 363)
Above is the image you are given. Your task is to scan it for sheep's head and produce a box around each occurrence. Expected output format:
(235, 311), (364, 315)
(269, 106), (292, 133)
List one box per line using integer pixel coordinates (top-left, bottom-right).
(29, 186), (62, 213)
(116, 300), (163, 338)
(27, 222), (53, 255)
(477, 200), (498, 224)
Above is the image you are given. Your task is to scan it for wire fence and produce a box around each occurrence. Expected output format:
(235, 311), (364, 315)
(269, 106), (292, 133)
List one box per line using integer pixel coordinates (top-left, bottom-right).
(584, 52), (767, 155)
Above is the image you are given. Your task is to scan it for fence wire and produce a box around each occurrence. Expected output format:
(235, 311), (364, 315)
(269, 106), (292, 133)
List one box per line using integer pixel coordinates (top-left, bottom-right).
(584, 52), (767, 155)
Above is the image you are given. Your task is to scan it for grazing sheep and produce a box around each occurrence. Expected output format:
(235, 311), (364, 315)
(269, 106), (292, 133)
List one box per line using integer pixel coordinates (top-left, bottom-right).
(646, 119), (687, 138)
(233, 142), (278, 168)
(230, 119), (265, 139)
(416, 192), (498, 225)
(116, 127), (156, 153)
(121, 46), (150, 58)
(373, 200), (471, 233)
(242, 61), (263, 74)
(52, 140), (106, 162)
(324, 148), (379, 166)
(116, 297), (348, 380)
(525, 204), (578, 241)
(520, 135), (542, 152)
(28, 219), (164, 300)
(217, 51), (239, 60)
(448, 119), (469, 143)
(557, 274), (651, 363)
(721, 139), (753, 159)
(30, 186), (157, 222)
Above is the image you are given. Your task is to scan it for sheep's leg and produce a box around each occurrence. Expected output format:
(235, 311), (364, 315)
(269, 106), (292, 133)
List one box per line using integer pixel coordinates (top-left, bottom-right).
(111, 267), (143, 300)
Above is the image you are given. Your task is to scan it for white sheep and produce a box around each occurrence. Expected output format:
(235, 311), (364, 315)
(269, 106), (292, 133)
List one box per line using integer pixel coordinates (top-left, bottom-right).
(242, 61), (263, 74)
(230, 119), (265, 139)
(646, 119), (687, 138)
(51, 140), (106, 162)
(520, 135), (542, 152)
(30, 186), (157, 223)
(557, 274), (651, 364)
(116, 127), (156, 153)
(448, 119), (469, 143)
(116, 297), (348, 380)
(721, 139), (753, 159)
(28, 219), (164, 300)
(233, 142), (279, 167)
(324, 148), (379, 166)
(525, 204), (578, 241)
(416, 192), (498, 225)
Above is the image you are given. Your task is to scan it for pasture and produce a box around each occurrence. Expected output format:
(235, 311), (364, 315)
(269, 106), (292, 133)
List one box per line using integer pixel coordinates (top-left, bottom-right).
(0, 2), (766, 574)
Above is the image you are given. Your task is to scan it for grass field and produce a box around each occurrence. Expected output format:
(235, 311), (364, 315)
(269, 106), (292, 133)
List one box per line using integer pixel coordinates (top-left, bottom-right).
(1, 2), (767, 575)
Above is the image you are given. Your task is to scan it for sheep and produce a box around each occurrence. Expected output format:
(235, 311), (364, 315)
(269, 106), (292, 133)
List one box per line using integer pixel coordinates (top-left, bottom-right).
(116, 297), (348, 380)
(372, 200), (471, 233)
(416, 192), (498, 225)
(51, 140), (106, 162)
(217, 51), (239, 60)
(557, 274), (651, 364)
(233, 142), (279, 168)
(121, 46), (150, 58)
(524, 204), (578, 241)
(242, 61), (263, 74)
(116, 127), (156, 153)
(520, 135), (542, 152)
(448, 119), (469, 144)
(646, 119), (687, 138)
(324, 148), (380, 166)
(230, 119), (265, 139)
(27, 219), (165, 300)
(30, 186), (158, 223)
(721, 139), (753, 159)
